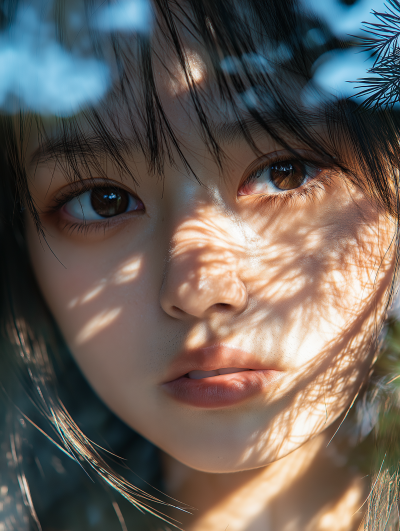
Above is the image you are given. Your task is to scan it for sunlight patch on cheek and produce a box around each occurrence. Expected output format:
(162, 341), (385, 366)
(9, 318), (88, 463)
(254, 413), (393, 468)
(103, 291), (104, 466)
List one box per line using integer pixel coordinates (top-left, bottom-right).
(81, 278), (107, 303)
(285, 407), (324, 442)
(67, 257), (142, 309)
(303, 230), (324, 251)
(281, 319), (335, 367)
(76, 307), (121, 344)
(328, 261), (377, 313)
(68, 278), (107, 308)
(268, 271), (308, 301)
(68, 297), (79, 309)
(113, 257), (142, 284)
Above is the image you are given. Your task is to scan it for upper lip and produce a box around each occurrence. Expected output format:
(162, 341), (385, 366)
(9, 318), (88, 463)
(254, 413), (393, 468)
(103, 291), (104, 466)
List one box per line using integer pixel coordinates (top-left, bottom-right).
(162, 344), (277, 383)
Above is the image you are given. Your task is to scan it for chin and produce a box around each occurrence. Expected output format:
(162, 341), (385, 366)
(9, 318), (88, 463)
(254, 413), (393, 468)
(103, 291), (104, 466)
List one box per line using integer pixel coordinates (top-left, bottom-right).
(159, 437), (285, 474)
(170, 454), (259, 474)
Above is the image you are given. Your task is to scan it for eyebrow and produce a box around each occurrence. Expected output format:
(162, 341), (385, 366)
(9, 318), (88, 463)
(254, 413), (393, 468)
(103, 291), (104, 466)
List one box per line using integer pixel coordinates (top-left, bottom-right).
(30, 133), (140, 165)
(31, 117), (274, 164)
(30, 112), (328, 168)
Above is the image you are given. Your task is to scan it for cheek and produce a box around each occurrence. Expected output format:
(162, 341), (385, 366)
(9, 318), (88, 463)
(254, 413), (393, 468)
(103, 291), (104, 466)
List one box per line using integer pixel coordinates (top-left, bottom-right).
(25, 219), (165, 403)
(247, 198), (394, 447)
(241, 186), (394, 369)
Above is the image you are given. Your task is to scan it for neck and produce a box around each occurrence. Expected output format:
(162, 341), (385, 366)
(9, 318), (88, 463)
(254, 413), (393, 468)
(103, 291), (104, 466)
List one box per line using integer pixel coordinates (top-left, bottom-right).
(160, 425), (368, 531)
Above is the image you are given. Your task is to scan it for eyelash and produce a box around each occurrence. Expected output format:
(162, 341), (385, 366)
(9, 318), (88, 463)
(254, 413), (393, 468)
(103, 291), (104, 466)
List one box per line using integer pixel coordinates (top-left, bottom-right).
(46, 181), (137, 236)
(61, 219), (113, 237)
(255, 177), (331, 210)
(240, 155), (334, 207)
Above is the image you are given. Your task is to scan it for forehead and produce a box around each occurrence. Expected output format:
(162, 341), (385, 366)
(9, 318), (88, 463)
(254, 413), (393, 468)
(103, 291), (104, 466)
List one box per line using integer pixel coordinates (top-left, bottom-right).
(26, 0), (341, 174)
(30, 68), (330, 163)
(29, 106), (334, 180)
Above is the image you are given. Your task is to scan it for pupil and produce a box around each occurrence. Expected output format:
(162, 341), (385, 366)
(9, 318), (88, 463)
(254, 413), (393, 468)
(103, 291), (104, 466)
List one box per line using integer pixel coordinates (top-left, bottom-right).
(270, 161), (305, 190)
(90, 187), (129, 218)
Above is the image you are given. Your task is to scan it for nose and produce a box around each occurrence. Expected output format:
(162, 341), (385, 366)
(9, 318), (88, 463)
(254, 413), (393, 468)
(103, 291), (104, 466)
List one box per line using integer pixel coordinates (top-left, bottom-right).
(160, 221), (248, 320)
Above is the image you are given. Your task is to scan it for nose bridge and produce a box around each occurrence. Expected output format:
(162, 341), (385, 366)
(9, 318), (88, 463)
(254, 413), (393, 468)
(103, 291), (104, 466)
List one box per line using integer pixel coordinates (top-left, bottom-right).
(160, 202), (248, 319)
(171, 206), (239, 260)
(171, 218), (238, 287)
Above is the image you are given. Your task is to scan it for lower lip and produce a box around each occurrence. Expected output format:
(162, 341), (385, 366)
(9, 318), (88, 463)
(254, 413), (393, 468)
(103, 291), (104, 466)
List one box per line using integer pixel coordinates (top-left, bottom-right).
(162, 370), (282, 408)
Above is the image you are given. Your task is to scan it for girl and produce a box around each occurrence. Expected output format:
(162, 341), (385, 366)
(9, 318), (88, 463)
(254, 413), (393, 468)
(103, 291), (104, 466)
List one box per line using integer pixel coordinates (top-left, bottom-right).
(1, 0), (400, 529)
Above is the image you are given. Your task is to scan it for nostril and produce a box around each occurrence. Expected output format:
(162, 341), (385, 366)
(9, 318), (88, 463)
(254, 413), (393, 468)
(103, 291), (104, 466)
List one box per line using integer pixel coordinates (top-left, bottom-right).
(171, 305), (185, 316)
(160, 273), (248, 319)
(215, 303), (231, 310)
(170, 302), (231, 318)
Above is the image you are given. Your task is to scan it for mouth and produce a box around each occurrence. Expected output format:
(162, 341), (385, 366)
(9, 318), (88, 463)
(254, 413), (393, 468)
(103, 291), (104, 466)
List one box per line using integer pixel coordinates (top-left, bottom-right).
(161, 346), (283, 409)
(187, 367), (251, 379)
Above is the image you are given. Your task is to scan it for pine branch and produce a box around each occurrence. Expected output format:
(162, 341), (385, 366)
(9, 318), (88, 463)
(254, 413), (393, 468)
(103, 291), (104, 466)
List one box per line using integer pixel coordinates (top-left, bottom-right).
(353, 0), (400, 110)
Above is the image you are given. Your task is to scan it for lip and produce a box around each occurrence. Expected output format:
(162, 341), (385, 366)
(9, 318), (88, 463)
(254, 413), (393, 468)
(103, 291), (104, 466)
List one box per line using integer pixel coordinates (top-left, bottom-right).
(161, 345), (283, 409)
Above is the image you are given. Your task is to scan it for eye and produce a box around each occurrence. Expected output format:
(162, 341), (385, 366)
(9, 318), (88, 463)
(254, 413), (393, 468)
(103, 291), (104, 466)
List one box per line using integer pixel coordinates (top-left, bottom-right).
(238, 160), (322, 196)
(63, 186), (144, 221)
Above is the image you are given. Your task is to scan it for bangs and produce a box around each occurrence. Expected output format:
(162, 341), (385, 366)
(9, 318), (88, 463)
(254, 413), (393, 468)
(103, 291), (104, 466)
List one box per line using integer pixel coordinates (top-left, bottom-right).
(2, 0), (399, 227)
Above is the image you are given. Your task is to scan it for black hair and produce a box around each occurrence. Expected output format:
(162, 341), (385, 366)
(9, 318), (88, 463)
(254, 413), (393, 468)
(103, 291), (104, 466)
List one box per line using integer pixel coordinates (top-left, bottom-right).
(2, 0), (400, 529)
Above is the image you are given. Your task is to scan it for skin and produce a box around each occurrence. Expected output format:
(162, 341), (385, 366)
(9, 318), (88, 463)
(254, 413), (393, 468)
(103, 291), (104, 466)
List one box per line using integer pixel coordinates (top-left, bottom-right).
(24, 46), (395, 530)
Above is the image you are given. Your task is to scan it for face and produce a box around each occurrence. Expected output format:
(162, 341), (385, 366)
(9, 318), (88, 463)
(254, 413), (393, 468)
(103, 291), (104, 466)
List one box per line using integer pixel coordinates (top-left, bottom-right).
(24, 45), (395, 474)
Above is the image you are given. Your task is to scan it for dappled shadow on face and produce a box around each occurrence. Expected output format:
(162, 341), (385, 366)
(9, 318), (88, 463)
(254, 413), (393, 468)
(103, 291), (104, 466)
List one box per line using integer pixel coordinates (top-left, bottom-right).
(159, 175), (394, 457)
(54, 170), (395, 529)
(157, 182), (394, 529)
(68, 256), (143, 311)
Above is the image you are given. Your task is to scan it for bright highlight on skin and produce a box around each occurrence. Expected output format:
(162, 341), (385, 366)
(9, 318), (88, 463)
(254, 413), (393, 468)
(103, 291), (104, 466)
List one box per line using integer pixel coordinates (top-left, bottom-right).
(68, 258), (142, 308)
(113, 258), (143, 285)
(76, 307), (122, 344)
